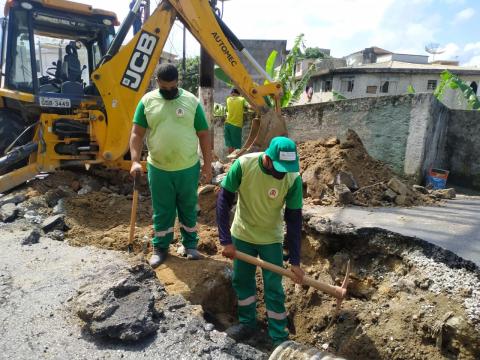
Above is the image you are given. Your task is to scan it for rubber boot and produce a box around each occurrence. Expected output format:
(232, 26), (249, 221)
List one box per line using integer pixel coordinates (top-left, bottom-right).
(149, 246), (168, 268)
(225, 323), (256, 342)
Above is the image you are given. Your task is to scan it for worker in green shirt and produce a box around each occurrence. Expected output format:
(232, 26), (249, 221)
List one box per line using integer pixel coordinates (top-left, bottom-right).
(224, 88), (248, 154)
(129, 63), (212, 268)
(216, 136), (304, 346)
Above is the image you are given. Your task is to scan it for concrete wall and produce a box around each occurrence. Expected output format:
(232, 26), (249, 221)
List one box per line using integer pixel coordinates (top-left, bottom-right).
(406, 95), (449, 178)
(282, 94), (439, 178)
(444, 110), (480, 188)
(214, 94), (443, 179)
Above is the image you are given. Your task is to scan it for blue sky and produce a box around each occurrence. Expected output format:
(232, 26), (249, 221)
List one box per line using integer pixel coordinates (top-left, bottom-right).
(3, 0), (479, 66)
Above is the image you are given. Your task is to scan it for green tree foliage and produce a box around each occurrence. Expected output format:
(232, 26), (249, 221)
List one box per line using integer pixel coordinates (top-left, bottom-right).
(435, 70), (480, 110)
(303, 47), (328, 59)
(407, 85), (416, 94)
(332, 90), (347, 101)
(213, 103), (226, 116)
(178, 56), (200, 95)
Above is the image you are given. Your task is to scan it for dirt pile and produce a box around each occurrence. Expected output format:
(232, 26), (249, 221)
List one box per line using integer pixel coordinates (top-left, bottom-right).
(298, 130), (439, 207)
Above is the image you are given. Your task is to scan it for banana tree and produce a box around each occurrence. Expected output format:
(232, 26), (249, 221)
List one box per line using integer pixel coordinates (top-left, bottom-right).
(435, 70), (480, 110)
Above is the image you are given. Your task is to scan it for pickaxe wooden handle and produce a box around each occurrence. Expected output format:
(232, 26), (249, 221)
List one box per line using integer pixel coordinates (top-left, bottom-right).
(128, 172), (141, 252)
(234, 250), (350, 302)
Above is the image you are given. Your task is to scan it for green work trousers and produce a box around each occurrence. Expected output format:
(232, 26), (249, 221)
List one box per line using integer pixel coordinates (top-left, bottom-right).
(232, 236), (288, 344)
(147, 162), (200, 250)
(224, 123), (242, 149)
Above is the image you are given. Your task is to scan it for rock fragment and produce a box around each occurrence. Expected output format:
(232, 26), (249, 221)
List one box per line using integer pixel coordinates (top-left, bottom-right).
(432, 188), (456, 199)
(334, 184), (353, 205)
(0, 193), (26, 207)
(0, 203), (18, 222)
(21, 229), (41, 245)
(413, 185), (428, 194)
(387, 178), (408, 196)
(335, 171), (358, 191)
(41, 215), (68, 233)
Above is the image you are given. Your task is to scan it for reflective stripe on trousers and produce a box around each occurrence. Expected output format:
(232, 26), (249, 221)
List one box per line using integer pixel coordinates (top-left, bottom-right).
(180, 223), (197, 233)
(238, 295), (256, 306)
(154, 227), (174, 238)
(267, 310), (287, 321)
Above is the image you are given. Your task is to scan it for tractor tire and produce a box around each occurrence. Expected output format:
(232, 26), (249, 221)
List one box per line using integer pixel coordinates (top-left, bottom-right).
(0, 109), (34, 174)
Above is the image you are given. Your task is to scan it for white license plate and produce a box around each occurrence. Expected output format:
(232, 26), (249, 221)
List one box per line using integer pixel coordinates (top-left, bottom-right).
(39, 97), (71, 108)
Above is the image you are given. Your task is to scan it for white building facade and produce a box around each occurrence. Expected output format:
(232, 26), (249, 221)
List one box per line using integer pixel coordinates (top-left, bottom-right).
(298, 55), (480, 110)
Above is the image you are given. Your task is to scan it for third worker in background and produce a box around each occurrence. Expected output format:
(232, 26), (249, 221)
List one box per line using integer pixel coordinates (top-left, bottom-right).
(224, 88), (248, 154)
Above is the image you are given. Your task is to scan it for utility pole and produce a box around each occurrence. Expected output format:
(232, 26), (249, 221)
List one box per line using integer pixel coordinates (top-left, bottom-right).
(199, 0), (218, 151)
(182, 24), (186, 81)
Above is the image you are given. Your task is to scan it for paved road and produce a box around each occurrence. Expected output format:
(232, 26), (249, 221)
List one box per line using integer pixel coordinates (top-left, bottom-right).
(305, 195), (480, 267)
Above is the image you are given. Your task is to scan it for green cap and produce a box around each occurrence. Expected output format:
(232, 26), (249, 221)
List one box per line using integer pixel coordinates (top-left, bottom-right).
(265, 136), (299, 173)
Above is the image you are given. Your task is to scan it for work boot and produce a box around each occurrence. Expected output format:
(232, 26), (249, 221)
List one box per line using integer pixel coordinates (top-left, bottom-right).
(225, 323), (256, 342)
(177, 245), (202, 260)
(149, 247), (168, 268)
(185, 248), (201, 260)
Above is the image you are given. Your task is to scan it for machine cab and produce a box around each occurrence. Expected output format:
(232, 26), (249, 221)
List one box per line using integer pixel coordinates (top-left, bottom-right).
(0, 0), (118, 105)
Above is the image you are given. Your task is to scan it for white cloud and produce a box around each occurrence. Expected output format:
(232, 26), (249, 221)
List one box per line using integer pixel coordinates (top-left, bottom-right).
(452, 7), (475, 23)
(434, 42), (460, 60)
(464, 42), (480, 52)
(463, 55), (480, 67)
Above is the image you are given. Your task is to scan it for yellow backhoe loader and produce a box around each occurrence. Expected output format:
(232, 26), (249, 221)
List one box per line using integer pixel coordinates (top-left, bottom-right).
(0, 0), (287, 193)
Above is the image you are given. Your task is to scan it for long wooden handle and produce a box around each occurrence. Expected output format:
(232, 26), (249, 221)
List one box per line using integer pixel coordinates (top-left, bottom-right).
(235, 250), (347, 300)
(128, 172), (141, 247)
(128, 189), (139, 246)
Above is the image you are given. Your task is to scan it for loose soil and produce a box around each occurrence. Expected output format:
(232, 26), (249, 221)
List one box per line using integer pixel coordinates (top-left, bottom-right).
(18, 163), (478, 359)
(298, 130), (438, 207)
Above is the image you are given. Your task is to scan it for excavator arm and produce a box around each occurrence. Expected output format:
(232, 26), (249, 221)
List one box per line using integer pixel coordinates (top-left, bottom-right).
(92, 0), (286, 163)
(0, 0), (287, 193)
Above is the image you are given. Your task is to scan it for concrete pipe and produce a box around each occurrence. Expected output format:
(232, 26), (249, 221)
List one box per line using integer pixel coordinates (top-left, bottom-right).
(268, 341), (347, 360)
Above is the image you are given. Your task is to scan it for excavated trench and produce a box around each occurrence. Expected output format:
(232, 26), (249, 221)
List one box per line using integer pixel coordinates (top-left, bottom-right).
(10, 170), (480, 359)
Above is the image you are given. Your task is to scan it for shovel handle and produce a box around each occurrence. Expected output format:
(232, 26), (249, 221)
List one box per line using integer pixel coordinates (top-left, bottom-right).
(234, 250), (348, 300)
(128, 172), (141, 247)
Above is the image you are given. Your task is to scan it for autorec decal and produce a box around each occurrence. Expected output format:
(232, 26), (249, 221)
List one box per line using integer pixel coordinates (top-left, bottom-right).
(121, 31), (159, 91)
(211, 32), (237, 67)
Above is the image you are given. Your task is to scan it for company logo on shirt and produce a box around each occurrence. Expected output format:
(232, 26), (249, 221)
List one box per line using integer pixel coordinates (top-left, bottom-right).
(268, 188), (279, 199)
(176, 108), (185, 117)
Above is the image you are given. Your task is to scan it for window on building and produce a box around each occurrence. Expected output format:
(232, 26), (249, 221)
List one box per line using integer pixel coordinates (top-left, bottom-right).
(295, 62), (302, 74)
(380, 80), (398, 94)
(471, 81), (478, 95)
(324, 80), (332, 92)
(366, 85), (377, 94)
(313, 80), (321, 93)
(340, 77), (354, 92)
(427, 80), (437, 90)
(380, 81), (389, 93)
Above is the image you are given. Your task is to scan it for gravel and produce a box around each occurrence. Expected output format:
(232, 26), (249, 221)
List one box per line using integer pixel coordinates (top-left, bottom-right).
(403, 249), (480, 333)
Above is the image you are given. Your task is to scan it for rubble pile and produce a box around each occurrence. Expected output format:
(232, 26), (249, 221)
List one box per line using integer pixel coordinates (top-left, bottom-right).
(298, 129), (453, 207)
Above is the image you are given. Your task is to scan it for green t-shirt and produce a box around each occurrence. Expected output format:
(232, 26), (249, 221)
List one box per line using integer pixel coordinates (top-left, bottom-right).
(221, 153), (303, 245)
(225, 96), (247, 128)
(133, 88), (209, 171)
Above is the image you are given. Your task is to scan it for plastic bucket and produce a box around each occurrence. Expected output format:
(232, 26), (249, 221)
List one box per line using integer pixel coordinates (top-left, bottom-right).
(426, 168), (449, 190)
(269, 340), (347, 360)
